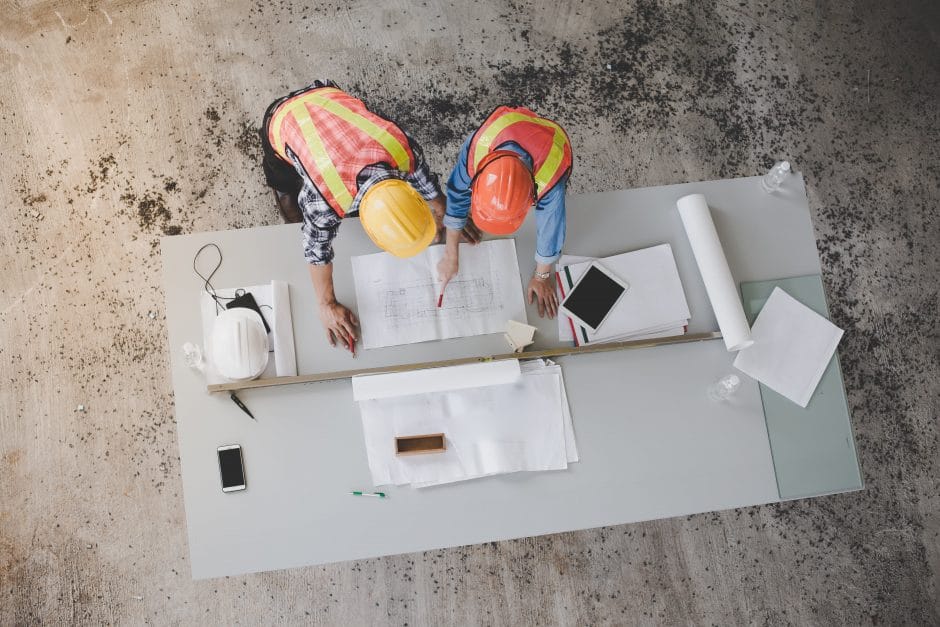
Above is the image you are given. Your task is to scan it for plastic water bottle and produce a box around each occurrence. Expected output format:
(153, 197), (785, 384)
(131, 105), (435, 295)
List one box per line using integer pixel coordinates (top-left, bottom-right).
(707, 374), (741, 401)
(182, 342), (205, 373)
(760, 161), (791, 193)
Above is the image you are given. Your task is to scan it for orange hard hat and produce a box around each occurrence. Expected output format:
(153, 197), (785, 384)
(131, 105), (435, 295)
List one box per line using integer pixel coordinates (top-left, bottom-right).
(359, 179), (436, 257)
(470, 151), (535, 235)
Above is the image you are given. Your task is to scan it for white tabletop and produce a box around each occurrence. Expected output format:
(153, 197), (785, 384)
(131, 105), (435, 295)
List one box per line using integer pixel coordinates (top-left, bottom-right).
(162, 174), (829, 579)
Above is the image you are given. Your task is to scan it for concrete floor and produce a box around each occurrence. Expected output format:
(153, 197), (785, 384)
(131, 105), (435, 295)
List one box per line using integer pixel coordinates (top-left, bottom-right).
(1, 0), (938, 623)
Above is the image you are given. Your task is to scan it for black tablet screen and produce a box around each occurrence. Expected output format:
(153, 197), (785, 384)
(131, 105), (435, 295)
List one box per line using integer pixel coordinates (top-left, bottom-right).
(563, 266), (626, 330)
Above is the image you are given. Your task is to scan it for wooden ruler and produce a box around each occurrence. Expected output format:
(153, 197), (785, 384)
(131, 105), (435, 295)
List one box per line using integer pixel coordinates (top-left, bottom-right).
(206, 331), (723, 393)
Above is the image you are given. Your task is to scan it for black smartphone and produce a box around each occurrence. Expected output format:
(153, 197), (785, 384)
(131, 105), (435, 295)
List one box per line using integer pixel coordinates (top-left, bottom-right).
(217, 444), (246, 492)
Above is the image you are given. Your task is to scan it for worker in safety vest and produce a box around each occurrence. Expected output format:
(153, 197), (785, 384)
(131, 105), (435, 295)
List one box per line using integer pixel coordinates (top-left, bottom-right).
(437, 106), (572, 319)
(260, 81), (480, 353)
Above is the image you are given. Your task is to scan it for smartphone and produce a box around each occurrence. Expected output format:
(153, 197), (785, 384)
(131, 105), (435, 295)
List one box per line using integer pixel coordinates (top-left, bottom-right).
(217, 444), (246, 492)
(559, 262), (630, 333)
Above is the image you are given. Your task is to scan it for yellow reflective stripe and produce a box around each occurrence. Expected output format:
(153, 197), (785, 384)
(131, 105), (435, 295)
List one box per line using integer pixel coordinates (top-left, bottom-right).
(270, 104), (289, 156)
(472, 112), (534, 168)
(532, 123), (567, 194)
(307, 92), (411, 171)
(275, 99), (354, 211)
(472, 111), (569, 194)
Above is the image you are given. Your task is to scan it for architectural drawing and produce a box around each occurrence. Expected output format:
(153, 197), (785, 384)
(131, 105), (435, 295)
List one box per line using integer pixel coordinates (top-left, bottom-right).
(384, 277), (498, 321)
(351, 240), (528, 349)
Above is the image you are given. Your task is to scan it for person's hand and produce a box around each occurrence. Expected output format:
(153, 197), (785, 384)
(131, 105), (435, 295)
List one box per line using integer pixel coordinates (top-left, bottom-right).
(460, 217), (482, 244)
(318, 301), (360, 355)
(528, 274), (558, 319)
(429, 197), (447, 245)
(437, 252), (459, 296)
(433, 218), (481, 246)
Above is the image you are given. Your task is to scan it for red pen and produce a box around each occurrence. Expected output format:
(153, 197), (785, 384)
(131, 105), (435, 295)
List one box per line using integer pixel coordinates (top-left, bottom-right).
(437, 293), (444, 308)
(347, 336), (355, 354)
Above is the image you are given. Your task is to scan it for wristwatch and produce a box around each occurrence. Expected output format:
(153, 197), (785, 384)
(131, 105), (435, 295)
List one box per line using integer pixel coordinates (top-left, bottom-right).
(533, 270), (551, 281)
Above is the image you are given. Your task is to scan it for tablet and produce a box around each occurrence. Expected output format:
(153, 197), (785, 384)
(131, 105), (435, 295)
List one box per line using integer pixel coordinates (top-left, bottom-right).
(559, 262), (629, 333)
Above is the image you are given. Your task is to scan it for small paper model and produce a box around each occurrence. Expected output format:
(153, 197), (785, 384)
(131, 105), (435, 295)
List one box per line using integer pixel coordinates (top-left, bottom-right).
(504, 320), (537, 353)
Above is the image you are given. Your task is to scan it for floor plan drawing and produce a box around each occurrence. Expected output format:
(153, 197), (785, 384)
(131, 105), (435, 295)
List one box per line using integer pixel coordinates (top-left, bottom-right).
(384, 277), (497, 321)
(352, 240), (528, 349)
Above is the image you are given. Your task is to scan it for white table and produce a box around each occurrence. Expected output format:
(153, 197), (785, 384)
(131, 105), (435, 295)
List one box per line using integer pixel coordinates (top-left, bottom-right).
(161, 174), (860, 579)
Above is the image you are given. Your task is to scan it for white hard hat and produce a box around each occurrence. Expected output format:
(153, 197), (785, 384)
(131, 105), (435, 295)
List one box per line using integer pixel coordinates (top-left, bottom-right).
(211, 308), (269, 381)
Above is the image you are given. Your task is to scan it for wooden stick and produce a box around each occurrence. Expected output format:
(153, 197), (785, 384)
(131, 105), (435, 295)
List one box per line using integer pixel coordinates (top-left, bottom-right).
(206, 331), (723, 393)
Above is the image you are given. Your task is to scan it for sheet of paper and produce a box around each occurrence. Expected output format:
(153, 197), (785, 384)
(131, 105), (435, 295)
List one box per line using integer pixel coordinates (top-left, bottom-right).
(357, 359), (576, 488)
(352, 360), (520, 401)
(270, 280), (297, 377)
(352, 240), (528, 349)
(733, 287), (844, 408)
(521, 359), (579, 463)
(200, 281), (297, 384)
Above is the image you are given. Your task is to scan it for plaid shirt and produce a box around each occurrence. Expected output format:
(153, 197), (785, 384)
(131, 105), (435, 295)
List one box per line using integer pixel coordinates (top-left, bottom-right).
(283, 111), (441, 265)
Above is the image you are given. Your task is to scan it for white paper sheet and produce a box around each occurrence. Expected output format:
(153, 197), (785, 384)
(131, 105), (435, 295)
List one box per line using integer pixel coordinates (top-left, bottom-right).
(352, 360), (521, 401)
(521, 359), (579, 463)
(557, 245), (690, 345)
(200, 281), (297, 384)
(677, 193), (753, 351)
(732, 287), (843, 408)
(270, 281), (297, 378)
(352, 240), (528, 349)
(357, 359), (576, 488)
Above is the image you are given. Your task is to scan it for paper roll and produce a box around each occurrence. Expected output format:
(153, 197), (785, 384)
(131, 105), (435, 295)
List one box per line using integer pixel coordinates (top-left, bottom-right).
(351, 359), (521, 401)
(677, 194), (753, 352)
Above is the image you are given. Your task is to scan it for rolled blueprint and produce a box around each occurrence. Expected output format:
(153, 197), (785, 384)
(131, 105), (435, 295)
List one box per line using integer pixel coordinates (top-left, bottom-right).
(676, 193), (754, 352)
(351, 359), (521, 401)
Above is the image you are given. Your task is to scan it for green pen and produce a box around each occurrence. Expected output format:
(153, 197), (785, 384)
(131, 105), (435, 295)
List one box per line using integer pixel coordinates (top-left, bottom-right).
(350, 491), (387, 498)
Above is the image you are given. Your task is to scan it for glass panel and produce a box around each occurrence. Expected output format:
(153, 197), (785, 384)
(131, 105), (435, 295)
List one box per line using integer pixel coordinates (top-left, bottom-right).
(741, 275), (863, 499)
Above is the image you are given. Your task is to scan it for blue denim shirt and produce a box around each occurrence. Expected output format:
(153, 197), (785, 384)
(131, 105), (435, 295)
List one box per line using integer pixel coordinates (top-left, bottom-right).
(444, 133), (568, 265)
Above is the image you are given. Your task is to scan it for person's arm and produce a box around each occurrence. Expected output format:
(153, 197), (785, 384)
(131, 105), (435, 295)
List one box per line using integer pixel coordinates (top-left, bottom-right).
(298, 182), (360, 354)
(308, 264), (359, 353)
(527, 176), (568, 319)
(437, 226), (462, 300)
(428, 195), (446, 240)
(437, 134), (478, 293)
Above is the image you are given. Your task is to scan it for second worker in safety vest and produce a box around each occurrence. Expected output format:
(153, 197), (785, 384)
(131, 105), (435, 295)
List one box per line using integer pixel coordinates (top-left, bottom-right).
(261, 81), (480, 353)
(437, 106), (573, 319)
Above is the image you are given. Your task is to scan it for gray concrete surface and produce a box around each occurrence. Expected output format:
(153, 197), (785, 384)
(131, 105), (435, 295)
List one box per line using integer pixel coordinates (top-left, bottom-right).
(1, 0), (937, 623)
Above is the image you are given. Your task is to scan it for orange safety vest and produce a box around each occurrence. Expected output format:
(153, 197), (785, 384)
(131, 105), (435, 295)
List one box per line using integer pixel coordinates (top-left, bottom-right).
(466, 106), (572, 199)
(267, 87), (416, 216)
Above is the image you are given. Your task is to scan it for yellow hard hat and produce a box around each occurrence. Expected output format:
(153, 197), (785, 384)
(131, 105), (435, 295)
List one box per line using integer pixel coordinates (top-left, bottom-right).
(359, 179), (436, 257)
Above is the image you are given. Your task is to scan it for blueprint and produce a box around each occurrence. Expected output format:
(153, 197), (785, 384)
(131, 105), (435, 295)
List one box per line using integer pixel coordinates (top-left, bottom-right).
(351, 240), (528, 349)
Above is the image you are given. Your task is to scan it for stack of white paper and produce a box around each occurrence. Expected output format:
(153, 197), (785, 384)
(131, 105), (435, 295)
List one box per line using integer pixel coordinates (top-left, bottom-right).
(733, 287), (844, 407)
(199, 280), (297, 384)
(353, 359), (578, 488)
(555, 244), (691, 346)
